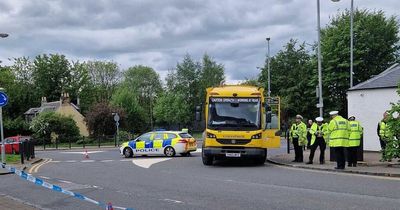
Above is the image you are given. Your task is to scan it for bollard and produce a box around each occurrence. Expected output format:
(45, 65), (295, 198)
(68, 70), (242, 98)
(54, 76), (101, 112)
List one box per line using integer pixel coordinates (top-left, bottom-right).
(19, 142), (24, 164)
(69, 138), (71, 149)
(31, 140), (35, 159)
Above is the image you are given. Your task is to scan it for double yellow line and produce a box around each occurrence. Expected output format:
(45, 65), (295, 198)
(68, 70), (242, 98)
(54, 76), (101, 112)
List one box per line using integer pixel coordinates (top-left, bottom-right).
(28, 158), (52, 174)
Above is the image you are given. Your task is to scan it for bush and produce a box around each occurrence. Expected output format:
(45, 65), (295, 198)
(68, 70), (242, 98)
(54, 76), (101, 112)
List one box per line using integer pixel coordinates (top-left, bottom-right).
(382, 85), (400, 161)
(30, 112), (80, 144)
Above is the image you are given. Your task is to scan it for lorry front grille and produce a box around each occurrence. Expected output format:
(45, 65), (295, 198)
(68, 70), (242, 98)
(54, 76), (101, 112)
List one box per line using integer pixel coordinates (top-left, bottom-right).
(216, 139), (251, 145)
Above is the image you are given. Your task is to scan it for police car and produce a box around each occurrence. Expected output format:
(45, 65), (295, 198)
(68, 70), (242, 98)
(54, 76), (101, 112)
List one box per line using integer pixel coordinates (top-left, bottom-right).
(120, 131), (197, 158)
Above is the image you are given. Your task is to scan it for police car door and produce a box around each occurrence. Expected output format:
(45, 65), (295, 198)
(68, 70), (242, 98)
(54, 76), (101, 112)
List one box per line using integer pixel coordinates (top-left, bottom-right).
(152, 133), (164, 155)
(134, 133), (152, 154)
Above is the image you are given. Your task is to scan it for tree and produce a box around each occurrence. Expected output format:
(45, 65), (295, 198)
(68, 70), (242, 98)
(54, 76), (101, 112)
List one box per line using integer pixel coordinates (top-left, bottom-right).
(122, 65), (162, 129)
(199, 54), (225, 101)
(321, 9), (400, 115)
(68, 61), (94, 113)
(32, 54), (71, 101)
(85, 61), (121, 102)
(85, 102), (125, 138)
(382, 84), (400, 161)
(111, 86), (146, 133)
(30, 112), (80, 144)
(259, 39), (316, 121)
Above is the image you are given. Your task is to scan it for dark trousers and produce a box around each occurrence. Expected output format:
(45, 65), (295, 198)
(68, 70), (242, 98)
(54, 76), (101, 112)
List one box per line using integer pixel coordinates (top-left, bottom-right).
(334, 147), (346, 169)
(347, 146), (358, 166)
(293, 138), (303, 162)
(307, 133), (312, 149)
(379, 138), (386, 156)
(309, 137), (326, 163)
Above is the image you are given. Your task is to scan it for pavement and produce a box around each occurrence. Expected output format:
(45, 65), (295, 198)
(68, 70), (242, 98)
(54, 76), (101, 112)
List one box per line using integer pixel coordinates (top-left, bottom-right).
(268, 146), (400, 177)
(0, 157), (43, 175)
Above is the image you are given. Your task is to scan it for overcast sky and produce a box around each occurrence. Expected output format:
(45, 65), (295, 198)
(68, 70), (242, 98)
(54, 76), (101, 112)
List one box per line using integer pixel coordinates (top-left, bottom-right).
(0, 0), (399, 81)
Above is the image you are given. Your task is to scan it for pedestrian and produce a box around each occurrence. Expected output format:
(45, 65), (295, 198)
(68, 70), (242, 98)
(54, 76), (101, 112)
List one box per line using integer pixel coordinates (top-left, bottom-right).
(306, 119), (313, 150)
(347, 116), (363, 167)
(377, 111), (390, 156)
(306, 117), (328, 165)
(328, 111), (349, 170)
(290, 115), (307, 162)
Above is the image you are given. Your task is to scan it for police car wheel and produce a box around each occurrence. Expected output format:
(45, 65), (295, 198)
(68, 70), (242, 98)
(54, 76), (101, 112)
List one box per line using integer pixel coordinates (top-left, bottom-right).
(124, 148), (133, 158)
(164, 147), (176, 157)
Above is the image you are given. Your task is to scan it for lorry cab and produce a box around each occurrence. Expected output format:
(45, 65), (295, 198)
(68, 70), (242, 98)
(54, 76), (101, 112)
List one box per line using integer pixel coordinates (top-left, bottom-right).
(200, 85), (280, 165)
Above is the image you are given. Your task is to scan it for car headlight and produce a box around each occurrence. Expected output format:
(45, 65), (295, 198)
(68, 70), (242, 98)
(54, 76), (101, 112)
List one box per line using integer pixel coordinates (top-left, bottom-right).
(251, 133), (262, 139)
(207, 132), (216, 138)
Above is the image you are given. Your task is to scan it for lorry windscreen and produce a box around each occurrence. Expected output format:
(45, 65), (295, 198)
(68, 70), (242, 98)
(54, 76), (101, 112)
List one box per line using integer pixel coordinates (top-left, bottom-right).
(207, 98), (261, 131)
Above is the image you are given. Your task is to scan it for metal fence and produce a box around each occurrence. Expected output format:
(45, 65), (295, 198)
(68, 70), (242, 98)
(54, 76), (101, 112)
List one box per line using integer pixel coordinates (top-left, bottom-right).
(36, 135), (122, 150)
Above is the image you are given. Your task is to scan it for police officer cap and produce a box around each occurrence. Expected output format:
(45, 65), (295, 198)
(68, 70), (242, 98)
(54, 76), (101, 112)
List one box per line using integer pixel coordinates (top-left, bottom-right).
(329, 111), (339, 115)
(296, 114), (303, 119)
(348, 116), (355, 120)
(315, 117), (323, 122)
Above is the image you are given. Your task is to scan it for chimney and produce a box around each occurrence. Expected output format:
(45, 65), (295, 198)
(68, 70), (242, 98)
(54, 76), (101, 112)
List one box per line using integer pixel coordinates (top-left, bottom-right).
(61, 92), (71, 104)
(41, 97), (47, 105)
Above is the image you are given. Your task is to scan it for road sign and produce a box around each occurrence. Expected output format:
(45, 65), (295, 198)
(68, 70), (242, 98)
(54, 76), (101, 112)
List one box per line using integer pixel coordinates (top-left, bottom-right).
(113, 113), (120, 122)
(0, 92), (8, 107)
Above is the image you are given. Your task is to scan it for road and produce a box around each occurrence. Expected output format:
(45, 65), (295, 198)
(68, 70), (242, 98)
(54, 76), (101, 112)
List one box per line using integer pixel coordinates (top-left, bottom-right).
(1, 144), (400, 210)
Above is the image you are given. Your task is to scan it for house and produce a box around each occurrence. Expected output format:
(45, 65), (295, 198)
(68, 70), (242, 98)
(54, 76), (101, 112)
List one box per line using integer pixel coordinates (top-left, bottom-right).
(24, 93), (89, 137)
(347, 63), (400, 151)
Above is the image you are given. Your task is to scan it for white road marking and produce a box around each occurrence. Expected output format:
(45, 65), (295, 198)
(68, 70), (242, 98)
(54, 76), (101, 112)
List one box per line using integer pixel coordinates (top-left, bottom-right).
(193, 148), (202, 153)
(120, 159), (132, 162)
(100, 160), (114, 163)
(162, 199), (184, 204)
(65, 160), (77, 163)
(132, 158), (172, 169)
(50, 160), (61, 163)
(81, 160), (95, 163)
(61, 151), (105, 154)
(39, 176), (50, 180)
(58, 180), (73, 184)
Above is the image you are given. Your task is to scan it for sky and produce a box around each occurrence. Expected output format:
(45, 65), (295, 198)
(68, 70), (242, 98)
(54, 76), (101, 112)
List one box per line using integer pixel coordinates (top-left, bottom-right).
(0, 0), (399, 82)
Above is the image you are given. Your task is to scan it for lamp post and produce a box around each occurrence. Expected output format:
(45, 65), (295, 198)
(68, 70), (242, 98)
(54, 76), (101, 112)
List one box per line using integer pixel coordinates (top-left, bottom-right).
(316, 0), (323, 117)
(0, 34), (8, 163)
(331, 0), (354, 87)
(266, 37), (271, 97)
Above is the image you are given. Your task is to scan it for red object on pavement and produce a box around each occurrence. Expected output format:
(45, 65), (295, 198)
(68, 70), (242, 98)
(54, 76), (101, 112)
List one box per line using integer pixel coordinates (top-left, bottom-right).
(84, 150), (89, 159)
(0, 136), (31, 154)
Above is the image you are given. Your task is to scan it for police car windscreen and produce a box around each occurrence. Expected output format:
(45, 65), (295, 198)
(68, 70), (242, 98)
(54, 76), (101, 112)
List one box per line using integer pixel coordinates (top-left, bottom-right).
(208, 98), (261, 130)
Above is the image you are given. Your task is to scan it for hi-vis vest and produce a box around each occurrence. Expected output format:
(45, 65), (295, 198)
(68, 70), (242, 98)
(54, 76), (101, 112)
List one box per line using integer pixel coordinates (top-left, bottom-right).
(290, 122), (307, 146)
(310, 123), (328, 145)
(379, 121), (390, 139)
(328, 116), (349, 147)
(348, 120), (363, 147)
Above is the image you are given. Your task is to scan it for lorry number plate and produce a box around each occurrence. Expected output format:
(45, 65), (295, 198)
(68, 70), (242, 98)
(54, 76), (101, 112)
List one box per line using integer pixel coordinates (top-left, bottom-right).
(226, 153), (241, 157)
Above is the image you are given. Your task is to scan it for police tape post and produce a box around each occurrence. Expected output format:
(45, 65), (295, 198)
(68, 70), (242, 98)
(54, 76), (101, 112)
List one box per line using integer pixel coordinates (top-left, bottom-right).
(0, 163), (133, 210)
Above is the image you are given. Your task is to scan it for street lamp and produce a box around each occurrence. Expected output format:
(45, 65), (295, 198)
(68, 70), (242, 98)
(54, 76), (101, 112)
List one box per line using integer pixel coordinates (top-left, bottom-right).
(331, 0), (354, 87)
(316, 0), (323, 117)
(266, 37), (271, 97)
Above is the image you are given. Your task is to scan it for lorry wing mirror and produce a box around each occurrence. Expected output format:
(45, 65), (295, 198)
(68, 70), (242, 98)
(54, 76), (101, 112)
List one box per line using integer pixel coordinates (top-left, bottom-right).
(265, 105), (271, 112)
(266, 113), (272, 124)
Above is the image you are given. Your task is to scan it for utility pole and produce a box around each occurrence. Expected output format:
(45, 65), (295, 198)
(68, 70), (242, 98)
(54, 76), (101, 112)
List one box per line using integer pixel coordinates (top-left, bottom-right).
(266, 37), (271, 97)
(316, 0), (324, 117)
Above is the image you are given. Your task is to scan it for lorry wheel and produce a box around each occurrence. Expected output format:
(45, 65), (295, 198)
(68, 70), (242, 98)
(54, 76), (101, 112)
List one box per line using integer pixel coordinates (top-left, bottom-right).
(254, 149), (267, 165)
(202, 155), (213, 165)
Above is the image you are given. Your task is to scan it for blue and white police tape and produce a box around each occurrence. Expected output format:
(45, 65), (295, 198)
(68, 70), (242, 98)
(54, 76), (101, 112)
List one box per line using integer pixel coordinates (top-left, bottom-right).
(1, 162), (134, 210)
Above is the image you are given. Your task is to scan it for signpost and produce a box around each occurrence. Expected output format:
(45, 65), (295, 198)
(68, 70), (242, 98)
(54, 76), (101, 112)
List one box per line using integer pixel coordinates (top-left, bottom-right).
(113, 113), (120, 147)
(0, 91), (9, 164)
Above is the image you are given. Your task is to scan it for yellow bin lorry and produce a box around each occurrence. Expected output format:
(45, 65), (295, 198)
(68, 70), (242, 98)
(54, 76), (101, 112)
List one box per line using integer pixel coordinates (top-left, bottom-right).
(198, 85), (280, 165)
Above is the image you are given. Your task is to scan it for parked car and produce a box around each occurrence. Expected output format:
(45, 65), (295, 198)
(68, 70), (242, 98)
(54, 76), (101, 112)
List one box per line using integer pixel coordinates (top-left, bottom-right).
(0, 136), (31, 154)
(120, 131), (197, 158)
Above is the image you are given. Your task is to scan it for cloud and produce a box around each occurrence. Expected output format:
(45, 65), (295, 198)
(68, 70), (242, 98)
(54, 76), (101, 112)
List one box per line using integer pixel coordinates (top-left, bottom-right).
(0, 0), (399, 81)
